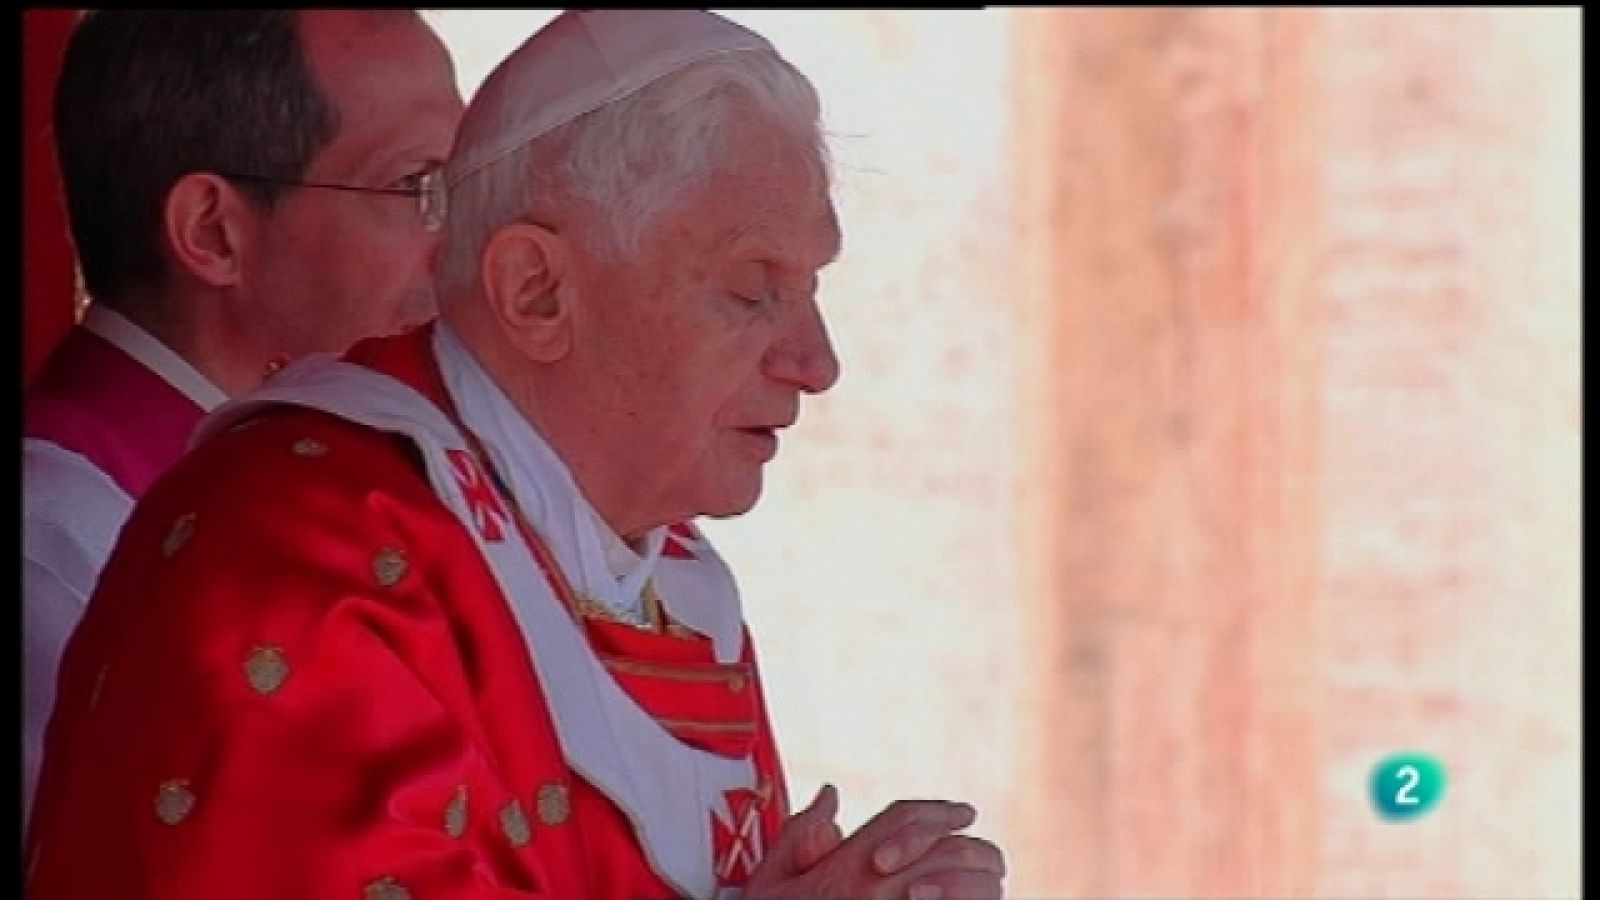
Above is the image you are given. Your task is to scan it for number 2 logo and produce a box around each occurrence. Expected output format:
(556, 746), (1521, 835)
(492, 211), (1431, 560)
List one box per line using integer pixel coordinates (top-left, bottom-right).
(1392, 764), (1421, 806)
(1372, 753), (1445, 820)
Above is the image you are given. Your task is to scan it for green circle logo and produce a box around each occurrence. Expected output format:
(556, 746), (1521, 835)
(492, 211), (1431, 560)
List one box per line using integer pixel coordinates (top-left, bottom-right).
(1371, 752), (1446, 820)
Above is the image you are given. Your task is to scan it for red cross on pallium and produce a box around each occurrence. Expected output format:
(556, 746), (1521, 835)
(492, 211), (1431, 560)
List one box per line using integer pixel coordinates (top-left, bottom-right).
(664, 520), (699, 560)
(447, 448), (508, 543)
(712, 786), (766, 887)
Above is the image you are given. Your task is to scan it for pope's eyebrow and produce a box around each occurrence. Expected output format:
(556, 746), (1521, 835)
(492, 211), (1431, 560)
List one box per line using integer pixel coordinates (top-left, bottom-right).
(720, 211), (841, 274)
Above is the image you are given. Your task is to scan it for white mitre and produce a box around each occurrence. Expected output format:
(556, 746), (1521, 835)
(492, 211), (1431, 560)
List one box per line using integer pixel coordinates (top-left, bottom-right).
(446, 9), (776, 187)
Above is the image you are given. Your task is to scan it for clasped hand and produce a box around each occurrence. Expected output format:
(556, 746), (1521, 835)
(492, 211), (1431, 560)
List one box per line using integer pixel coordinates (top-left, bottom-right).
(743, 784), (1005, 899)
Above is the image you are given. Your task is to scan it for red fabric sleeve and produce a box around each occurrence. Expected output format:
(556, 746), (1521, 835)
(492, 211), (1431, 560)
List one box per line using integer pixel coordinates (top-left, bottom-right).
(28, 411), (564, 898)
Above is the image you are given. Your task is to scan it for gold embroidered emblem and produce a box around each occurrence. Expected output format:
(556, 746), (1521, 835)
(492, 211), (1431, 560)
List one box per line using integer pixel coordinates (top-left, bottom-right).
(372, 548), (408, 588)
(244, 646), (289, 695)
(364, 876), (411, 900)
(444, 784), (468, 838)
(154, 779), (195, 825)
(162, 513), (197, 557)
(499, 798), (531, 848)
(291, 437), (327, 457)
(536, 781), (570, 826)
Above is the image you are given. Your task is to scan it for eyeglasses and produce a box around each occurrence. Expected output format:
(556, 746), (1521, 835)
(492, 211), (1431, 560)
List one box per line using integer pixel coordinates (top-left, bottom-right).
(216, 168), (447, 232)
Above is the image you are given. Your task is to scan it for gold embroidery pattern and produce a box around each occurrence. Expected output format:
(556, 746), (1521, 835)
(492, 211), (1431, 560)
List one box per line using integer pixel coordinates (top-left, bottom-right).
(291, 437), (328, 457)
(364, 876), (411, 900)
(154, 779), (196, 825)
(372, 548), (408, 588)
(244, 646), (289, 695)
(640, 581), (667, 631)
(536, 781), (570, 826)
(499, 798), (531, 848)
(444, 784), (468, 839)
(655, 717), (757, 734)
(162, 513), (197, 557)
(599, 656), (750, 691)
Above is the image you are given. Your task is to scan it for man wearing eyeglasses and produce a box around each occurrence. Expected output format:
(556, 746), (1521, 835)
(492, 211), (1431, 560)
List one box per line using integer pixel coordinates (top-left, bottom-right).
(22, 9), (464, 827)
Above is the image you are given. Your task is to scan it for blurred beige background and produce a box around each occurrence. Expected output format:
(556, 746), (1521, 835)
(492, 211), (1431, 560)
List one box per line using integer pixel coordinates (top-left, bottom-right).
(430, 9), (1581, 898)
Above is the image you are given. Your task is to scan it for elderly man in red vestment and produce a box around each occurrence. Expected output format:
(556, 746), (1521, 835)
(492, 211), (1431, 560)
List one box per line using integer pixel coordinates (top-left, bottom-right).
(28, 10), (1006, 898)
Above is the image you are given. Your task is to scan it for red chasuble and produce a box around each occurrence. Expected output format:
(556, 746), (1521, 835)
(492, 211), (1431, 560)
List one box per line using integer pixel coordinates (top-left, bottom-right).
(28, 326), (790, 899)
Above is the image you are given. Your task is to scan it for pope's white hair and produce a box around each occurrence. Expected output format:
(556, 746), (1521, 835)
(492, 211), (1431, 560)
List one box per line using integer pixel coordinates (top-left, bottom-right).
(436, 47), (828, 307)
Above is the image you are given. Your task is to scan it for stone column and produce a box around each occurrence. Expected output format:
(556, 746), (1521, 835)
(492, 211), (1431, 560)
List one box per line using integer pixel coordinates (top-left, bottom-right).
(1011, 7), (1577, 896)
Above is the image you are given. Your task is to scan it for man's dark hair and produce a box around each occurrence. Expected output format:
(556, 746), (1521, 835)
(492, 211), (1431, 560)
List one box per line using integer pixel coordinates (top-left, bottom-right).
(52, 10), (339, 311)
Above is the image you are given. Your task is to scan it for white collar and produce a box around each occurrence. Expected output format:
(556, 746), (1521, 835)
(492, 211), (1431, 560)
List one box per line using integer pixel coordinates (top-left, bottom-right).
(82, 304), (227, 411)
(431, 322), (665, 625)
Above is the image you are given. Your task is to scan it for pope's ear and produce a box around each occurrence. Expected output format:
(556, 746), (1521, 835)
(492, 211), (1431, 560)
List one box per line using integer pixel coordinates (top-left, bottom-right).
(481, 221), (571, 362)
(165, 172), (250, 288)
